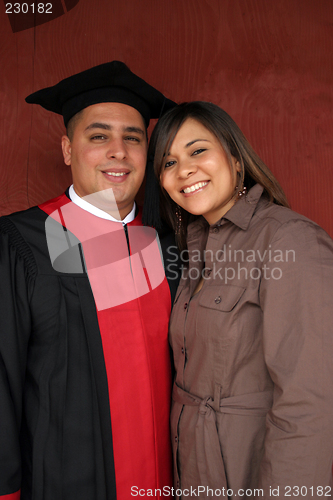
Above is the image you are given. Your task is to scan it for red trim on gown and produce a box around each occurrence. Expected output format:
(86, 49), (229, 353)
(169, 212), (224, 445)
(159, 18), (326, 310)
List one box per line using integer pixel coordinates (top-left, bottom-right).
(39, 194), (173, 498)
(0, 492), (21, 500)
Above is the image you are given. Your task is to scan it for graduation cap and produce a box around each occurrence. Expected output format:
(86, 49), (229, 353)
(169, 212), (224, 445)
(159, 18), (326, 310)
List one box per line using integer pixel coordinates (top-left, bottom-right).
(25, 60), (176, 127)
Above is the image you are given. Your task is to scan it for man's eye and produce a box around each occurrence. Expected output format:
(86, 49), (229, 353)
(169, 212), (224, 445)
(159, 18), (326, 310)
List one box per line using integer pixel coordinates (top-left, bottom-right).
(125, 136), (140, 142)
(91, 135), (106, 140)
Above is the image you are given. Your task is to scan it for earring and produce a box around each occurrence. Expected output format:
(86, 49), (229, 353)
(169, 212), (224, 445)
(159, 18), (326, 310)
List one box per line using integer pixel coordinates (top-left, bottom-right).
(236, 186), (247, 199)
(175, 205), (182, 235)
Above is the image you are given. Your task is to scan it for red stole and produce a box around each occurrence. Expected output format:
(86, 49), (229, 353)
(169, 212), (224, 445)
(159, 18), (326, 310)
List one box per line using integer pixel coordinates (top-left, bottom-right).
(39, 194), (173, 498)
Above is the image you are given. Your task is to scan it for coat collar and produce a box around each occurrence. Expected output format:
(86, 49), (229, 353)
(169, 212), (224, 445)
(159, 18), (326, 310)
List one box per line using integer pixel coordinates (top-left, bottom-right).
(187, 184), (265, 242)
(222, 183), (264, 230)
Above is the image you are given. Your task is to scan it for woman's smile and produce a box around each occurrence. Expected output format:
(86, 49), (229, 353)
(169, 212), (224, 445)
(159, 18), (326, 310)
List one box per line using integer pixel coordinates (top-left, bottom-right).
(181, 180), (210, 195)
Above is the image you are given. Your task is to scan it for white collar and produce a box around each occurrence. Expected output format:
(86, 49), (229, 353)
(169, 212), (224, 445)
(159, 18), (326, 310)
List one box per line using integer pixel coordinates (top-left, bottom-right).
(68, 185), (136, 225)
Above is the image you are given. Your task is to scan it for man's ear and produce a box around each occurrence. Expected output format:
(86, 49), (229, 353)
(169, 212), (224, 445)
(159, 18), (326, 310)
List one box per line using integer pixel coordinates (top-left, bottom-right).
(62, 135), (72, 165)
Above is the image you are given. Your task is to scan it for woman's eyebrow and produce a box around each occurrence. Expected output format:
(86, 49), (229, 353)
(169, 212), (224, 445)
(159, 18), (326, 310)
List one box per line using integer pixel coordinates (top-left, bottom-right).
(166, 138), (209, 157)
(185, 139), (209, 148)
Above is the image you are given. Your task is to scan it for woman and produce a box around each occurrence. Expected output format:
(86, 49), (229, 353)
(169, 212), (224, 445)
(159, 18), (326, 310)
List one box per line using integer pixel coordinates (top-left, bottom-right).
(144, 102), (333, 499)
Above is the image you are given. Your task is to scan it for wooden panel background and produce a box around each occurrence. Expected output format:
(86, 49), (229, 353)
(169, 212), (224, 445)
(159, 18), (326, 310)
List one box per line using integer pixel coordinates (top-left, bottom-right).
(0, 0), (332, 236)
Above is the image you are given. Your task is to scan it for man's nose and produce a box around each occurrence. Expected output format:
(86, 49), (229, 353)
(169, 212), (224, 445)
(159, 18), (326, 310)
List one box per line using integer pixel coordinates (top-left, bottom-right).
(106, 138), (127, 160)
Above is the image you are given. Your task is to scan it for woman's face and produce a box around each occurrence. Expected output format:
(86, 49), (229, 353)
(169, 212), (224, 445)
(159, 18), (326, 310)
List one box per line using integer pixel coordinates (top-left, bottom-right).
(160, 118), (238, 225)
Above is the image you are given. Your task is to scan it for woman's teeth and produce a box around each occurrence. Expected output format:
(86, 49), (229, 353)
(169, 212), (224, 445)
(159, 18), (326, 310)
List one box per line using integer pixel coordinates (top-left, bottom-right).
(183, 181), (208, 194)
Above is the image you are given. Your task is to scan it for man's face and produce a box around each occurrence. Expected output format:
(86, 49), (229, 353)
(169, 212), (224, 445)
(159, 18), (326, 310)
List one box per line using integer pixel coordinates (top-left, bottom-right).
(62, 102), (147, 220)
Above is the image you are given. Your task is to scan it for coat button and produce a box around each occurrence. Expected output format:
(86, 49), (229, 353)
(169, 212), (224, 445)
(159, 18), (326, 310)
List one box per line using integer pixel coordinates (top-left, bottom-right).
(211, 226), (219, 234)
(214, 296), (221, 304)
(184, 302), (188, 310)
(175, 436), (178, 442)
(181, 347), (185, 354)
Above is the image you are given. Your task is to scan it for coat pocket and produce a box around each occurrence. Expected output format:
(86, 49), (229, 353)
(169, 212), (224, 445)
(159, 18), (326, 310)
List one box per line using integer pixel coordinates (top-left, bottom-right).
(196, 284), (246, 343)
(199, 284), (246, 311)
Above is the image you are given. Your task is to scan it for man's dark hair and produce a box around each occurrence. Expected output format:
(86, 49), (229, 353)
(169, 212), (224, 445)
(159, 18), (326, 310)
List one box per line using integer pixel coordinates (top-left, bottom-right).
(66, 109), (84, 141)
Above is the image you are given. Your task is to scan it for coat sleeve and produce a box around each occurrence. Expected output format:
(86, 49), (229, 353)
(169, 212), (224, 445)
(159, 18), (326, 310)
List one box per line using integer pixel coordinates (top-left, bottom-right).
(258, 219), (333, 498)
(0, 224), (35, 499)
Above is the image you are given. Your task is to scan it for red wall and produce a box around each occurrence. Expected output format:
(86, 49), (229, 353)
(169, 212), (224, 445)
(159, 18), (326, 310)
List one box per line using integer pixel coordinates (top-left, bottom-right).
(1, 0), (332, 236)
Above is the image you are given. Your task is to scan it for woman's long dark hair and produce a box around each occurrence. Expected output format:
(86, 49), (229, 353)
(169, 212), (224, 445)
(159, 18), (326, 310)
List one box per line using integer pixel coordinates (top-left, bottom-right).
(145, 101), (289, 250)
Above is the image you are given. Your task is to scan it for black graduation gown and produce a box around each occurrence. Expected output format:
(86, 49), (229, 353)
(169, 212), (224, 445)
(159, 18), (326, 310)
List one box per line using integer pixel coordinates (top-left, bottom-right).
(0, 197), (179, 500)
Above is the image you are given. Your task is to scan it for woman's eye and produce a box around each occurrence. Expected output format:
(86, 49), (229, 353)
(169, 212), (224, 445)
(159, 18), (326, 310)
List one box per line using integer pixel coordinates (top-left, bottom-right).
(192, 148), (206, 156)
(164, 160), (176, 168)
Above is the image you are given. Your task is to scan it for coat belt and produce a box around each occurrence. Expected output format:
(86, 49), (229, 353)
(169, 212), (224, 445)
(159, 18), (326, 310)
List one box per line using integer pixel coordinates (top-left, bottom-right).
(172, 383), (273, 493)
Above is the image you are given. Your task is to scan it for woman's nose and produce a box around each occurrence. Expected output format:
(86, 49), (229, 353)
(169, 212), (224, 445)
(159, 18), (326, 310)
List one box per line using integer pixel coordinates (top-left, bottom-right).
(177, 159), (197, 178)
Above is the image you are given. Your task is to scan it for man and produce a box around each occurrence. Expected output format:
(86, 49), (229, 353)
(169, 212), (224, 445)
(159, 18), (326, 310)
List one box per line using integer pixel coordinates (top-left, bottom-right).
(0, 61), (177, 500)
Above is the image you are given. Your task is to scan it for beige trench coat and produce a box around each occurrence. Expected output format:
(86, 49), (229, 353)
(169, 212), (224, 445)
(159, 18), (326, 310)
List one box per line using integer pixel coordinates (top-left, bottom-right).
(169, 184), (333, 499)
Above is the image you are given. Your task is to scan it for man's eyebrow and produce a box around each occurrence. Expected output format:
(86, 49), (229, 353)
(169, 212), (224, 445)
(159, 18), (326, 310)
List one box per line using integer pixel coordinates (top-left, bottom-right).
(84, 122), (111, 131)
(84, 123), (145, 136)
(124, 126), (145, 136)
